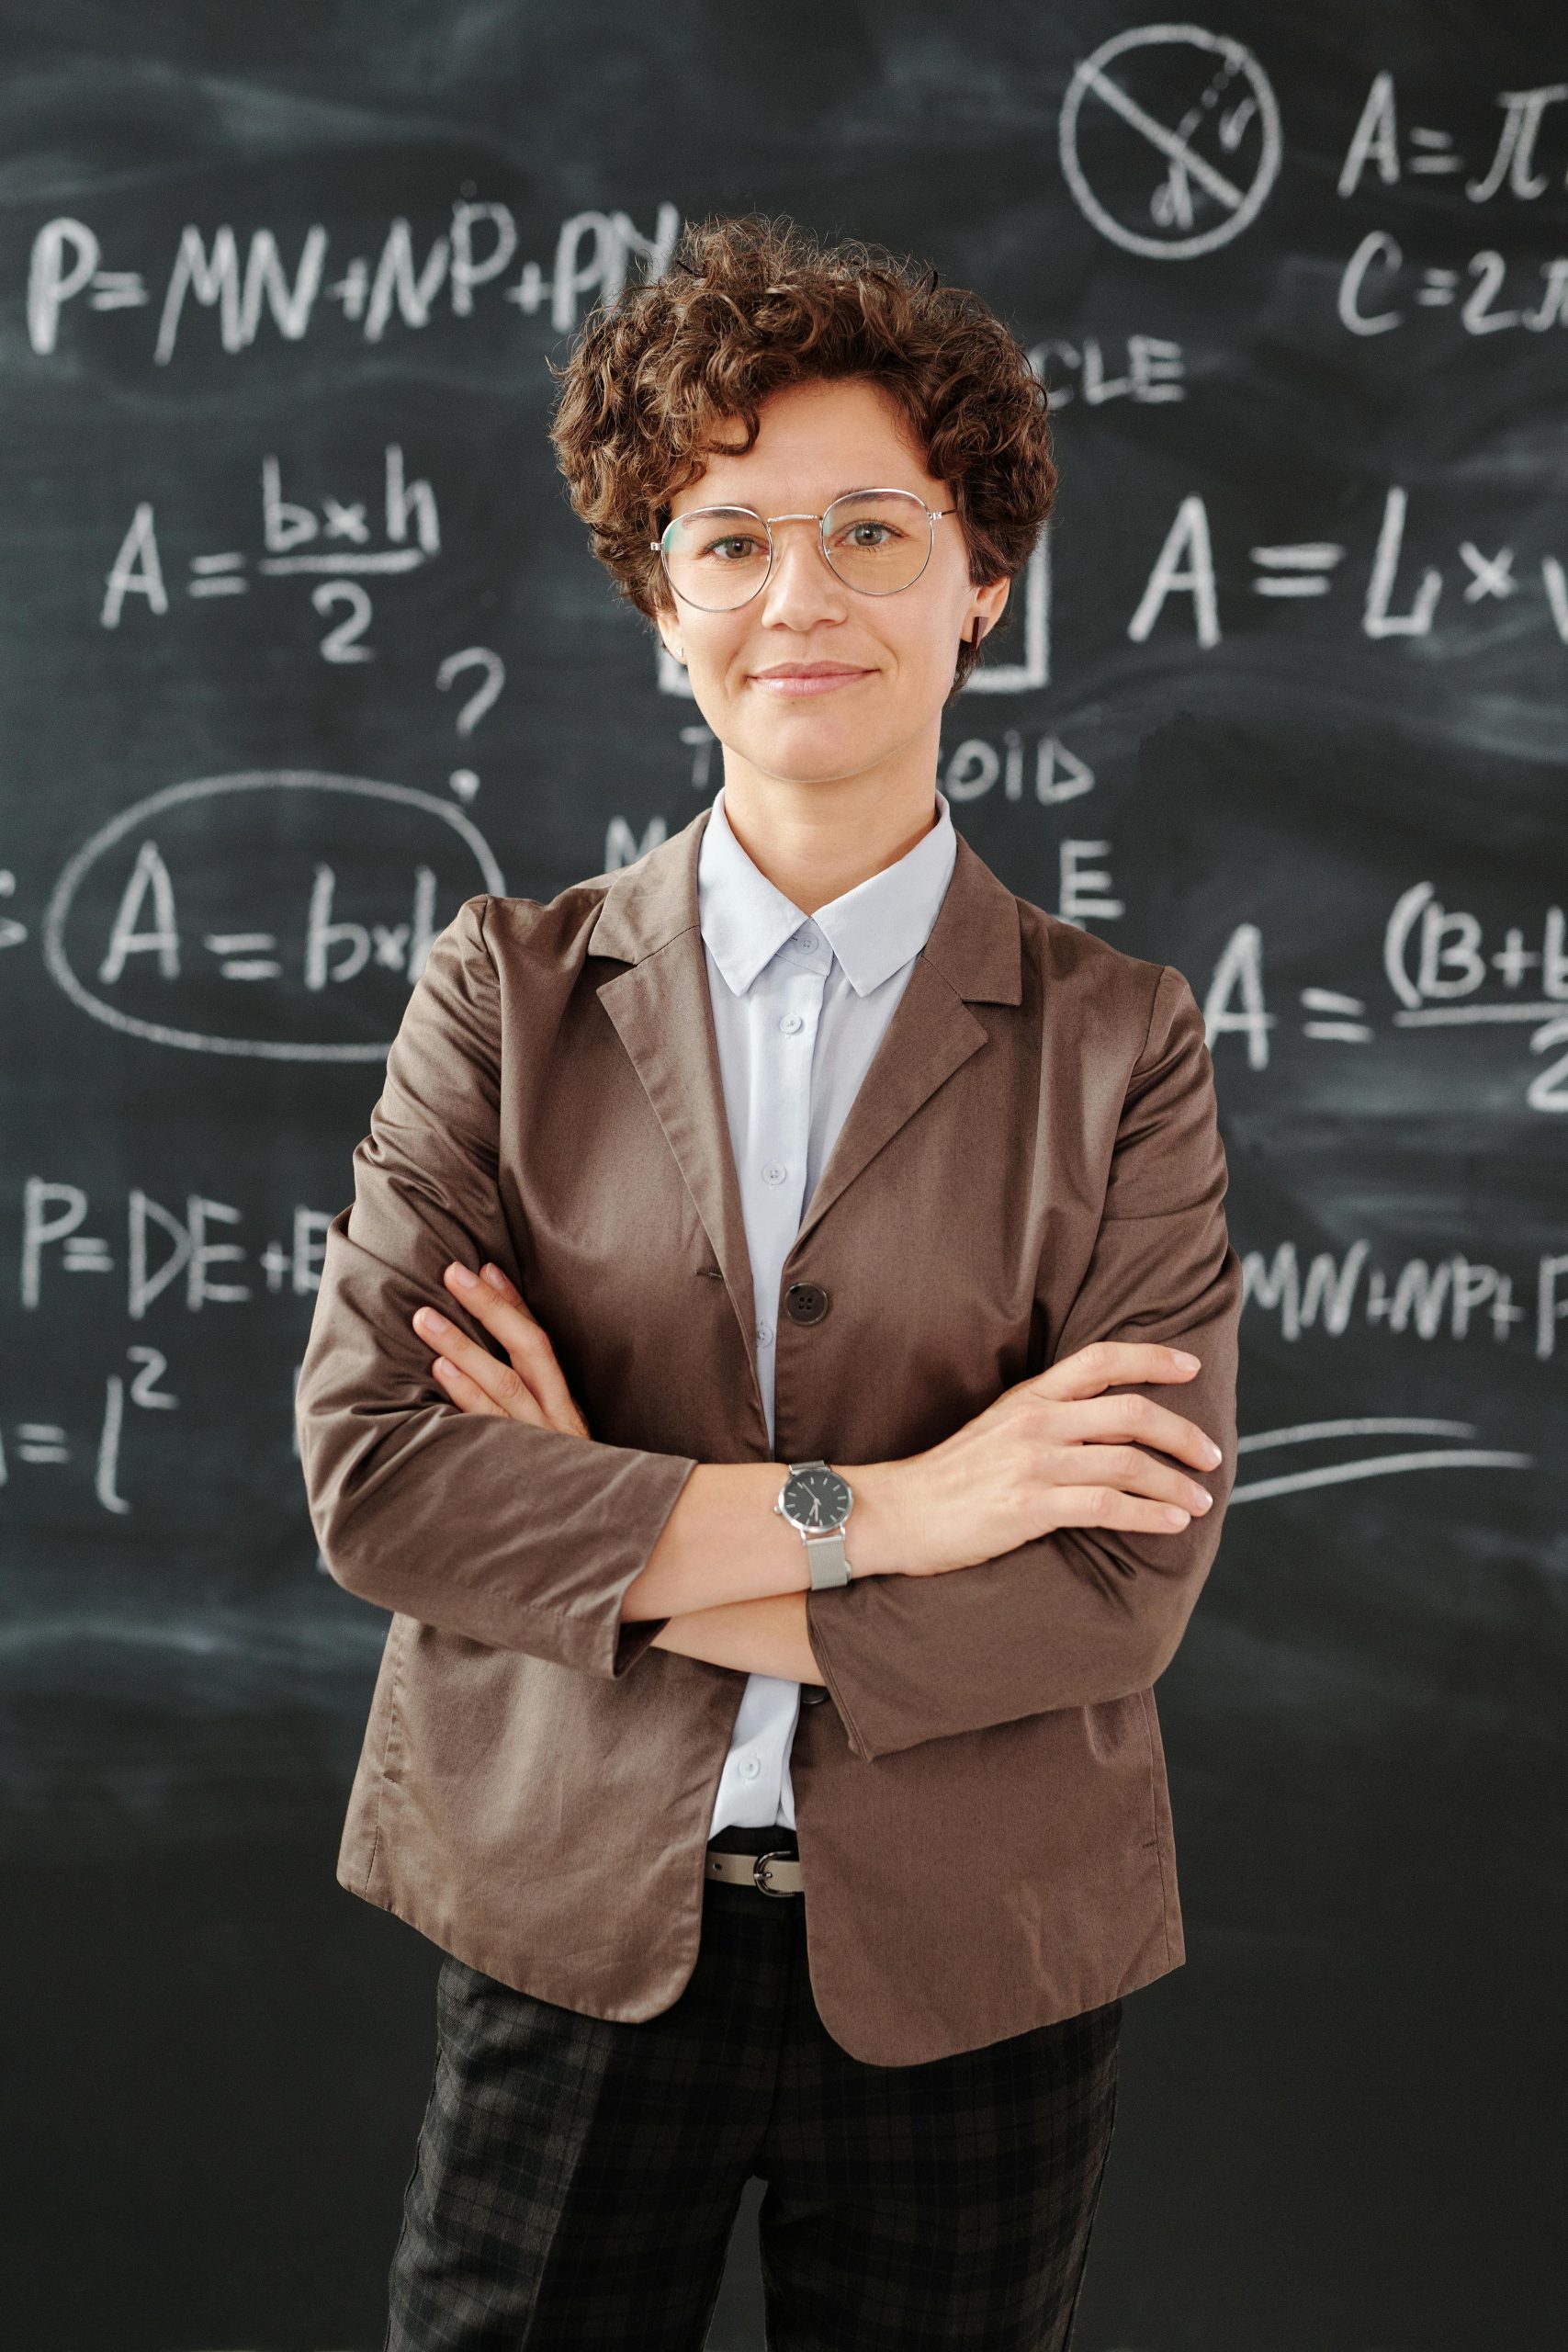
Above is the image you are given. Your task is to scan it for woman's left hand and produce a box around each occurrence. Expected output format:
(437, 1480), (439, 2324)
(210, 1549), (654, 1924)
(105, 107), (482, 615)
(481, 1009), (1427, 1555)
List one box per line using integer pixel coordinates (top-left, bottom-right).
(411, 1261), (591, 1438)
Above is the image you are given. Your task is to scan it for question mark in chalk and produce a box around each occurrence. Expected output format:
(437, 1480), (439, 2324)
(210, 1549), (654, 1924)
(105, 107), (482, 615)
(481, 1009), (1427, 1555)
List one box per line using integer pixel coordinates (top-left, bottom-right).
(437, 649), (506, 800)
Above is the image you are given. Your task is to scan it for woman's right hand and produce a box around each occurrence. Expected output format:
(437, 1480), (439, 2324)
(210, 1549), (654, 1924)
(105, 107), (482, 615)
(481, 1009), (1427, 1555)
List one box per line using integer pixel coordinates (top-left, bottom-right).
(852, 1341), (1225, 1580)
(411, 1259), (592, 1439)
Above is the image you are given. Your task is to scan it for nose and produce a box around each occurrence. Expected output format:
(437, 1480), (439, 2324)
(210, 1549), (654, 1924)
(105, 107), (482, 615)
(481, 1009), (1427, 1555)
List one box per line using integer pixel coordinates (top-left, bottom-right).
(755, 518), (848, 629)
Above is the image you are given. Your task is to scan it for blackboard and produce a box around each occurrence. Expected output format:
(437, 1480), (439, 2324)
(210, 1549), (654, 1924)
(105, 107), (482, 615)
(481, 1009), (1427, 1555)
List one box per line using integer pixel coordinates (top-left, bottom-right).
(3, 6), (1563, 2346)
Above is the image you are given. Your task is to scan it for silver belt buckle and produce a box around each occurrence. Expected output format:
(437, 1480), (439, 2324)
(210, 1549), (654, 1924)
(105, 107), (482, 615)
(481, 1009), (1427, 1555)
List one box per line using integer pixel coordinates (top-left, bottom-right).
(751, 1849), (795, 1897)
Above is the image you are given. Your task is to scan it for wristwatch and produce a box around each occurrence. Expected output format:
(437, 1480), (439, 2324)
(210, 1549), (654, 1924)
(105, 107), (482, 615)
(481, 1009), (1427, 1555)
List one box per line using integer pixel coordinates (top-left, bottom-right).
(773, 1459), (855, 1589)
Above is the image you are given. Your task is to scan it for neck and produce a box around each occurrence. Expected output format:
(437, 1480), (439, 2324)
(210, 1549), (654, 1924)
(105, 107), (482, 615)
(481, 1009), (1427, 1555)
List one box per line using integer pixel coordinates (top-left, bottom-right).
(717, 761), (941, 916)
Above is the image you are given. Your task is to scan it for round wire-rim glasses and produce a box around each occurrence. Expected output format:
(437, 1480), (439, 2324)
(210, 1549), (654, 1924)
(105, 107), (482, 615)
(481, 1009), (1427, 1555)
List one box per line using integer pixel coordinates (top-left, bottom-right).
(649, 486), (958, 612)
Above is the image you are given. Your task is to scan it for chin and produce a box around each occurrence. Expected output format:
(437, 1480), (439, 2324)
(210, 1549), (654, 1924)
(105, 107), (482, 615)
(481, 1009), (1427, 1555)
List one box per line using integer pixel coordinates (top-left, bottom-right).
(749, 748), (895, 790)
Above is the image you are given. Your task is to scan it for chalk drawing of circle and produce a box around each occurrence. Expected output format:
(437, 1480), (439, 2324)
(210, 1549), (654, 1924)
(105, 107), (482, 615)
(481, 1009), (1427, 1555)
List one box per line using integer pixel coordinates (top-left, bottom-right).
(1059, 23), (1281, 260)
(43, 769), (506, 1061)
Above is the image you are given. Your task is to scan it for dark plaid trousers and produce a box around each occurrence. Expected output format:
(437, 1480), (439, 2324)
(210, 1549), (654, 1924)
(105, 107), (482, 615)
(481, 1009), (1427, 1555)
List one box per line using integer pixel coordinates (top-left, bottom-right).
(384, 1824), (1122, 2351)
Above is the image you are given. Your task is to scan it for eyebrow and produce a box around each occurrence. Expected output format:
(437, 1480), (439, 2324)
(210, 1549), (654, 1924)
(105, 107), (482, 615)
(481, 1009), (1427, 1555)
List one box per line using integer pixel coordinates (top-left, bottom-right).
(674, 483), (924, 512)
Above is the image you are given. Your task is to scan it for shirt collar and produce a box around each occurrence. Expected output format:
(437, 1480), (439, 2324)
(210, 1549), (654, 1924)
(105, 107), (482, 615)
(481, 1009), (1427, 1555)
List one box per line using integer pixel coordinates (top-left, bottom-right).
(697, 785), (958, 1000)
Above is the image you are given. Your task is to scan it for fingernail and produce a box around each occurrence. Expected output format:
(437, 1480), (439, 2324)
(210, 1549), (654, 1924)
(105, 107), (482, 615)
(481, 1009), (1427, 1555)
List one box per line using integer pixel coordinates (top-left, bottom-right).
(1173, 1351), (1201, 1369)
(448, 1263), (477, 1287)
(415, 1307), (447, 1334)
(481, 1263), (508, 1289)
(1163, 1506), (1190, 1527)
(1191, 1487), (1213, 1510)
(1202, 1440), (1223, 1465)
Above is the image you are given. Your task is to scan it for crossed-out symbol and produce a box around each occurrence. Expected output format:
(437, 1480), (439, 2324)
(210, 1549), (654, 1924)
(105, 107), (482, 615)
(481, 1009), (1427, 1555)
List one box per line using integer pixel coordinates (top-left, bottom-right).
(1059, 22), (1282, 259)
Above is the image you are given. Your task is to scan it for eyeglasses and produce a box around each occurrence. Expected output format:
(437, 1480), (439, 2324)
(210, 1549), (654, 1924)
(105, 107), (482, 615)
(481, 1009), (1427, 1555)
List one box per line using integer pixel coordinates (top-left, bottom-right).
(650, 487), (958, 613)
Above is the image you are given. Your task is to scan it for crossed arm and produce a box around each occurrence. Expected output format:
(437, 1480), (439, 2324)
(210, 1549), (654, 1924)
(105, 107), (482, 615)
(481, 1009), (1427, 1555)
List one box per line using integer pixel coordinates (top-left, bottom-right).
(661, 1592), (819, 1682)
(296, 899), (1239, 1763)
(407, 1254), (833, 1684)
(390, 972), (1239, 1740)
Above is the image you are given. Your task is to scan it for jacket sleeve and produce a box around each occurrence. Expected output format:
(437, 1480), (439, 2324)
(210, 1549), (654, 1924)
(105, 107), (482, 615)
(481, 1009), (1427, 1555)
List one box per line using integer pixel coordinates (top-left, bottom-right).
(294, 893), (698, 1676)
(803, 963), (1241, 1762)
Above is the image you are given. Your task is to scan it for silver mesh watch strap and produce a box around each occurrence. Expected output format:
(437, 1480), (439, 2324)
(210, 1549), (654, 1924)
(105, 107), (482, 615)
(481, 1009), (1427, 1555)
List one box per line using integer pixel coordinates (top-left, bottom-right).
(801, 1525), (851, 1590)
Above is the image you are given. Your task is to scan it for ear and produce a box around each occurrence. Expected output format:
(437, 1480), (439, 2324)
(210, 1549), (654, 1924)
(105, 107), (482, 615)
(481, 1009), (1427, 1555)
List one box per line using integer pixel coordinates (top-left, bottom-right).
(968, 575), (1011, 641)
(653, 606), (685, 665)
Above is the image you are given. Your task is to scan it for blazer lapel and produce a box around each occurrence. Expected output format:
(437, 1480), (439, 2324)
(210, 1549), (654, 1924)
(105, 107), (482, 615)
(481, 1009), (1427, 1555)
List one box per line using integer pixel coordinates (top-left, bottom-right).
(590, 812), (763, 1423)
(586, 802), (1024, 1410)
(793, 953), (998, 1255)
(791, 821), (1023, 1250)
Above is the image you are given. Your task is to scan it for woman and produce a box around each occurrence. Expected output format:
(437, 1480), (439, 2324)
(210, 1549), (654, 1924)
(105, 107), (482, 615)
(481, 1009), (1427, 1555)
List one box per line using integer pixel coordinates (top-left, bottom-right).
(297, 213), (1241, 2351)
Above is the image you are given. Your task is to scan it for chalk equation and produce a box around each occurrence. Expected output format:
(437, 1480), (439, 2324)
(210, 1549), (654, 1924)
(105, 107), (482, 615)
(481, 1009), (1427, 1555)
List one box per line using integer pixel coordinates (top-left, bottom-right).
(0, 1345), (177, 1516)
(1243, 1238), (1568, 1361)
(1338, 230), (1568, 338)
(39, 772), (504, 1059)
(101, 445), (447, 670)
(20, 1179), (333, 1312)
(1341, 70), (1568, 206)
(1206, 895), (1568, 1108)
(28, 199), (682, 361)
(1125, 489), (1568, 649)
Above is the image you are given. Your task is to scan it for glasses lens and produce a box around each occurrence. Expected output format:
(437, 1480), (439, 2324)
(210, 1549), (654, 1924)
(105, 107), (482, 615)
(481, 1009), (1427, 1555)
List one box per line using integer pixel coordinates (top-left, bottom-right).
(660, 507), (772, 611)
(822, 491), (932, 594)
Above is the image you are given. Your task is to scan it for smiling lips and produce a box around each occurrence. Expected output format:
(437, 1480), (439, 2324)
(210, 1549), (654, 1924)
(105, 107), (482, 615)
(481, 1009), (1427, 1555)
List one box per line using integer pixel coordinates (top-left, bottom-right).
(749, 662), (873, 696)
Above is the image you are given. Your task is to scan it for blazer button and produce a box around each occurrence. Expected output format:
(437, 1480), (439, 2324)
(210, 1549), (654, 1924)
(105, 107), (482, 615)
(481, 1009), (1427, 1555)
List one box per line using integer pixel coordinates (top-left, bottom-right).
(800, 1684), (829, 1705)
(783, 1281), (829, 1325)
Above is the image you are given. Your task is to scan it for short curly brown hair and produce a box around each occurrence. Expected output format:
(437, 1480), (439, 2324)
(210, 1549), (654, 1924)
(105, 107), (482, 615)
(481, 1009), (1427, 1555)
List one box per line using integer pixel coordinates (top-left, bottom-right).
(547, 211), (1055, 702)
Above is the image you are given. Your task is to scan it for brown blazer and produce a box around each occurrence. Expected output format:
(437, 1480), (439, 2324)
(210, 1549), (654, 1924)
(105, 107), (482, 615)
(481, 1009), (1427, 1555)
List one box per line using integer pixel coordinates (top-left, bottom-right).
(295, 801), (1242, 2067)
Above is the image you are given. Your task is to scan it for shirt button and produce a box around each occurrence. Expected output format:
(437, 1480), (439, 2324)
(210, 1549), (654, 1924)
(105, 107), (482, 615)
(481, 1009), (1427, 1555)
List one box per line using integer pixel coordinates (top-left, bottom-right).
(778, 1012), (804, 1034)
(796, 929), (818, 952)
(761, 1161), (787, 1185)
(756, 1322), (773, 1346)
(739, 1754), (761, 1781)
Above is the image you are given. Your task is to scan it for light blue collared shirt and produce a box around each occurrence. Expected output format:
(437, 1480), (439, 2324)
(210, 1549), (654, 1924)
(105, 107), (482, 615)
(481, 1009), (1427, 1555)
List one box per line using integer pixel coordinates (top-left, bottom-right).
(697, 782), (959, 1833)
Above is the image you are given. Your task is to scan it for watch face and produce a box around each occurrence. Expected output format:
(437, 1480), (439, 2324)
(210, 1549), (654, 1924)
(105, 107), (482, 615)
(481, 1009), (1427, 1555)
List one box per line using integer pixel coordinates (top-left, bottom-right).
(783, 1465), (852, 1531)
